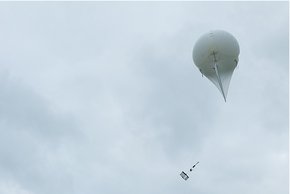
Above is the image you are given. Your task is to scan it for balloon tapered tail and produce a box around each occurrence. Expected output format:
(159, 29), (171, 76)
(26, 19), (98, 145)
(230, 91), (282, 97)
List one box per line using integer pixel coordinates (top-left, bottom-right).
(214, 63), (226, 102)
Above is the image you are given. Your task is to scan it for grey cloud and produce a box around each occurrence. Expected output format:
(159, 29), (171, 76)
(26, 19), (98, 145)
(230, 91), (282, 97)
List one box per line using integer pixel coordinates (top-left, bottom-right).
(0, 2), (288, 194)
(0, 72), (80, 194)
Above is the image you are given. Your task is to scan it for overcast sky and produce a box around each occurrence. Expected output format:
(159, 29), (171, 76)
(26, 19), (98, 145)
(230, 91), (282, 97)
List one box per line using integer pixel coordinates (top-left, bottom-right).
(0, 2), (288, 194)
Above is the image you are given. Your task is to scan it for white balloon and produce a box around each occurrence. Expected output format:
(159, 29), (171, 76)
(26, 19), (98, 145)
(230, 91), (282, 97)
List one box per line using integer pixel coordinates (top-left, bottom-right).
(192, 30), (240, 101)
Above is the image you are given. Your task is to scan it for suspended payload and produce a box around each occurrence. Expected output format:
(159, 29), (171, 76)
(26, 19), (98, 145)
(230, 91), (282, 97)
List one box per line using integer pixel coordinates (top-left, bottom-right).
(192, 30), (240, 101)
(180, 162), (199, 181)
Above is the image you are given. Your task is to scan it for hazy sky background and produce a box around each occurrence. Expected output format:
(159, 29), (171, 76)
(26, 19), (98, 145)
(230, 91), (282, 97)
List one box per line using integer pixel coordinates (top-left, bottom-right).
(0, 2), (288, 194)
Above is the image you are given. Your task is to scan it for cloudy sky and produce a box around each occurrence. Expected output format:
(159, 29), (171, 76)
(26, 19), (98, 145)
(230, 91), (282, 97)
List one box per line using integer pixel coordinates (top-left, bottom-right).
(0, 2), (288, 194)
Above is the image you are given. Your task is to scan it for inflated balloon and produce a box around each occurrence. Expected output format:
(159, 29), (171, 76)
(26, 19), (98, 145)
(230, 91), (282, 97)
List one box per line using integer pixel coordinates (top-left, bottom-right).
(192, 30), (240, 101)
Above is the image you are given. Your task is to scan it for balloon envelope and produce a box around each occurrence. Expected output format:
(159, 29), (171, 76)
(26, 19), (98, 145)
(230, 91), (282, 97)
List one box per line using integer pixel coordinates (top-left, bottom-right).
(192, 30), (240, 101)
